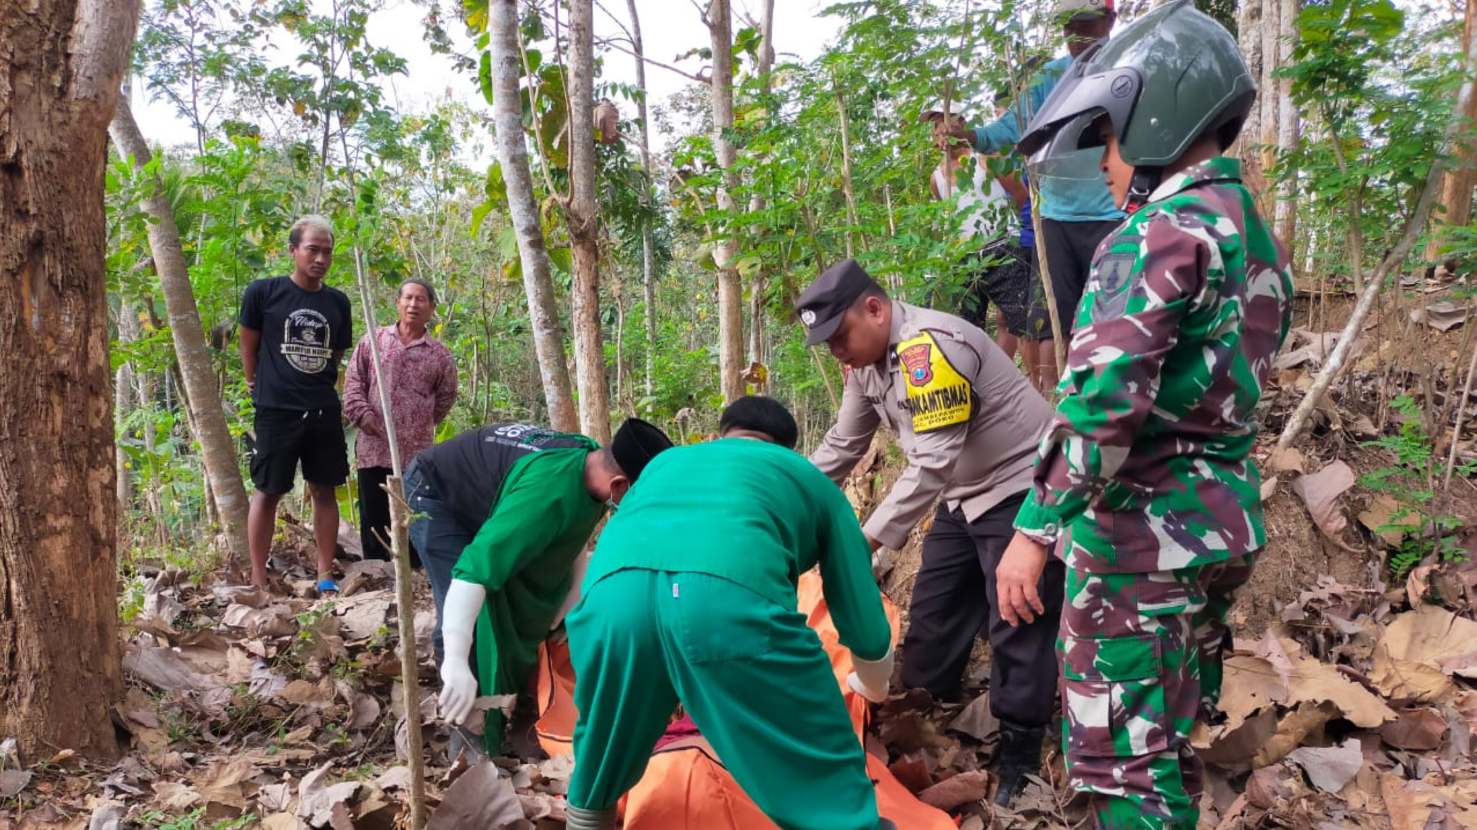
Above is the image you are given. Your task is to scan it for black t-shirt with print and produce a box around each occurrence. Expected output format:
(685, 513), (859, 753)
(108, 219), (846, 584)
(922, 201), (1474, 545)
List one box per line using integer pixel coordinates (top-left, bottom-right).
(239, 276), (352, 411)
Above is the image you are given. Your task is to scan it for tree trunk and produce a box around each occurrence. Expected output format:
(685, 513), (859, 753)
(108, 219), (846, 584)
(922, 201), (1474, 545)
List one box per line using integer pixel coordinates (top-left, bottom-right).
(1258, 0), (1280, 182)
(625, 0), (659, 400)
(567, 0), (612, 442)
(487, 0), (577, 432)
(118, 296), (165, 543)
(747, 0), (776, 392)
(114, 305), (136, 515)
(1234, 0), (1264, 170)
(1273, 0), (1300, 255)
(707, 0), (744, 404)
(0, 0), (138, 762)
(1425, 0), (1477, 270)
(109, 96), (250, 565)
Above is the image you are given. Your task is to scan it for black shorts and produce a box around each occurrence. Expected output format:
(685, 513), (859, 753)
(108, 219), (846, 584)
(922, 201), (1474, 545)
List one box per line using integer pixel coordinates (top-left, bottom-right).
(962, 243), (1032, 338)
(249, 405), (350, 494)
(1023, 218), (1120, 342)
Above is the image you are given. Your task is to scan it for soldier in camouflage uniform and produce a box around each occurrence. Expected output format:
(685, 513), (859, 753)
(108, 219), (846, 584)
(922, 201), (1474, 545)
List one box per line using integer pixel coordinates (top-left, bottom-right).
(990, 2), (1294, 827)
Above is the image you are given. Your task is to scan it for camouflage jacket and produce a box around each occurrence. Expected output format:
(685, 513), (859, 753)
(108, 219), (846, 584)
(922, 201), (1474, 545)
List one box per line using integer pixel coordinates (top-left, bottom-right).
(1013, 156), (1293, 573)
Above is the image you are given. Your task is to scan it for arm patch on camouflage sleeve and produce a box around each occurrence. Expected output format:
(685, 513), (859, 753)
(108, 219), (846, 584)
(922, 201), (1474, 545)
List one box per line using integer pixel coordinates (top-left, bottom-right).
(896, 332), (973, 433)
(1091, 252), (1139, 320)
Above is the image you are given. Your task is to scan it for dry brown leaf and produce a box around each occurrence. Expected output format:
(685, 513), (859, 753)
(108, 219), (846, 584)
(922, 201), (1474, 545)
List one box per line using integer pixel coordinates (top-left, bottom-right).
(1380, 774), (1443, 830)
(918, 770), (990, 811)
(1410, 301), (1469, 332)
(946, 693), (998, 741)
(427, 760), (524, 830)
(124, 646), (214, 691)
(1288, 737), (1363, 793)
(278, 678), (335, 709)
(297, 763), (360, 828)
(0, 770), (31, 798)
(1267, 447), (1306, 474)
(1380, 707), (1447, 751)
(1197, 708), (1276, 765)
(221, 603), (296, 638)
(1284, 645), (1395, 727)
(373, 767), (411, 791)
(333, 592), (392, 641)
(1216, 654), (1289, 731)
(1292, 461), (1359, 549)
(152, 780), (202, 810)
(1372, 650), (1458, 703)
(256, 781), (294, 812)
(1380, 604), (1477, 666)
(260, 814), (303, 830)
(1253, 701), (1338, 767)
(194, 758), (258, 810)
(1359, 494), (1420, 548)
(888, 753), (931, 793)
(1260, 475), (1279, 502)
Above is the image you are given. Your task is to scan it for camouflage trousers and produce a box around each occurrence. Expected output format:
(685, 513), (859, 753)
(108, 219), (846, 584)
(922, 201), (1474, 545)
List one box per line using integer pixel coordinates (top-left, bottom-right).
(1058, 553), (1256, 830)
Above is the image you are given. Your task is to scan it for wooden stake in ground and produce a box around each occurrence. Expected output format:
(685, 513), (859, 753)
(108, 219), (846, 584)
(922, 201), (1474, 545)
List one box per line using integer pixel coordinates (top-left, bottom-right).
(349, 245), (428, 828)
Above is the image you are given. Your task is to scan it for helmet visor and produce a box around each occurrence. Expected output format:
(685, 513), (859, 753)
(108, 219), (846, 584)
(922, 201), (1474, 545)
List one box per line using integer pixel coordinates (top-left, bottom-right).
(1018, 56), (1143, 164)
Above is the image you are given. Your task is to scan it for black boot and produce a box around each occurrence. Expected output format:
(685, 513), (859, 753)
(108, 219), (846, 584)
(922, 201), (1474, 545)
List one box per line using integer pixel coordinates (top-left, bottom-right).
(992, 721), (1044, 807)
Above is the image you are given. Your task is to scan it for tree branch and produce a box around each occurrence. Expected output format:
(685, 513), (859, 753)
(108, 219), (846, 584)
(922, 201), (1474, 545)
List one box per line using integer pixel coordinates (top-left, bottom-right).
(595, 36), (708, 83)
(1276, 27), (1477, 449)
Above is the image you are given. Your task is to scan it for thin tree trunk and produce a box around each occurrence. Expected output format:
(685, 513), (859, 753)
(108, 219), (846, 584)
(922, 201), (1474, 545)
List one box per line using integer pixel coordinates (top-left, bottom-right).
(1425, 0), (1477, 270)
(1274, 0), (1299, 254)
(835, 84), (860, 259)
(115, 305), (136, 515)
(567, 0), (611, 442)
(1278, 28), (1477, 449)
(109, 96), (250, 565)
(624, 0), (659, 399)
(1234, 0), (1265, 170)
(487, 0), (577, 432)
(747, 0), (776, 390)
(707, 0), (744, 404)
(0, 0), (139, 762)
(348, 246), (428, 828)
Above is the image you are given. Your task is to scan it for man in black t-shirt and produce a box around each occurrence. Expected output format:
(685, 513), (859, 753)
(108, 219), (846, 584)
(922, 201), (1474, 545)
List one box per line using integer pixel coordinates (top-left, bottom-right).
(238, 215), (353, 592)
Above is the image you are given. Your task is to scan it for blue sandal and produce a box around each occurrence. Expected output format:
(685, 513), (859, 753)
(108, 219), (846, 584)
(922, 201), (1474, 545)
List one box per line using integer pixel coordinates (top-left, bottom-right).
(316, 578), (340, 595)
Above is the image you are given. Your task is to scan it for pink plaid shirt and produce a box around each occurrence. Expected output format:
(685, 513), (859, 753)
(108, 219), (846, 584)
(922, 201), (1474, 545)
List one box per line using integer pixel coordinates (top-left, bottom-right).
(342, 324), (458, 470)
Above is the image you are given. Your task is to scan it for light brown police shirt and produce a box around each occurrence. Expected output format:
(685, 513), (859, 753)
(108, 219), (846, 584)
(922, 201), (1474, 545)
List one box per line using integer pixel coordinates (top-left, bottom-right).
(810, 301), (1052, 549)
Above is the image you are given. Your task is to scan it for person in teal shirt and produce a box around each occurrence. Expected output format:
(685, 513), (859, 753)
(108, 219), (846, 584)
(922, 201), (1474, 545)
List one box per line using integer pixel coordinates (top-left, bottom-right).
(563, 397), (898, 830)
(941, 0), (1125, 391)
(431, 418), (673, 754)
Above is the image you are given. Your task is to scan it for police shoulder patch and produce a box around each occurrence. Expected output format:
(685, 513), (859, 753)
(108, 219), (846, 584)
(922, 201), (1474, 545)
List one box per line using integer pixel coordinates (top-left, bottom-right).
(895, 331), (973, 433)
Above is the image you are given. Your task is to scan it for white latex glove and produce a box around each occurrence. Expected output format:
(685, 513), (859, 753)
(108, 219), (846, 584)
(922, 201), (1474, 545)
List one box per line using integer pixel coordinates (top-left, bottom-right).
(438, 578), (487, 725)
(846, 646), (894, 703)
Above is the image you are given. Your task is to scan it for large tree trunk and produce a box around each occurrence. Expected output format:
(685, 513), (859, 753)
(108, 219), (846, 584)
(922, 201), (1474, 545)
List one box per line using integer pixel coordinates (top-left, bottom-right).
(567, 0), (612, 442)
(1425, 0), (1477, 269)
(707, 0), (744, 404)
(487, 0), (577, 432)
(109, 96), (250, 565)
(624, 0), (659, 399)
(0, 0), (139, 762)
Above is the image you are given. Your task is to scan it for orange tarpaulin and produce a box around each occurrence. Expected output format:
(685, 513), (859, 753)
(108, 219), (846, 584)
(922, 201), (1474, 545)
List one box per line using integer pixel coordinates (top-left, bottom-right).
(534, 570), (957, 829)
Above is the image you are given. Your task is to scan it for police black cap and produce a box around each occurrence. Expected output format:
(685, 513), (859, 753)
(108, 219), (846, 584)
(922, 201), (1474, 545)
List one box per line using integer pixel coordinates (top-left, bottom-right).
(795, 259), (885, 346)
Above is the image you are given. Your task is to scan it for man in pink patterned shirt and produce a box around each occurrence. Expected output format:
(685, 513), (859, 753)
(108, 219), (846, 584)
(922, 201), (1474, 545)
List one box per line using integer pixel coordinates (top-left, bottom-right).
(343, 279), (459, 562)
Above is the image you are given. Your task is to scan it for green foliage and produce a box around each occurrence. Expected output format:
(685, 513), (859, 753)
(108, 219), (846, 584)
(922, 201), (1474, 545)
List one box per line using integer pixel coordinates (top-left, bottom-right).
(1358, 395), (1470, 579)
(131, 807), (256, 830)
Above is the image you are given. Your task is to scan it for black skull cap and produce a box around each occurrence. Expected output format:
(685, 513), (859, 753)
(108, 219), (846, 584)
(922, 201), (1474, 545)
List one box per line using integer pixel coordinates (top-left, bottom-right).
(610, 417), (674, 481)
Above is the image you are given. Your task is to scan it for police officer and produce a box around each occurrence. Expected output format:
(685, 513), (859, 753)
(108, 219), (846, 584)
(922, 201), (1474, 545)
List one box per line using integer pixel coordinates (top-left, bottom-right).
(415, 418), (673, 753)
(799, 260), (1059, 804)
(996, 3), (1293, 827)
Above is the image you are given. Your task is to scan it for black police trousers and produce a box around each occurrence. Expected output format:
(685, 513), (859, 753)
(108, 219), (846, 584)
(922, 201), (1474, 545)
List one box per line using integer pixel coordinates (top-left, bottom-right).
(899, 493), (1065, 727)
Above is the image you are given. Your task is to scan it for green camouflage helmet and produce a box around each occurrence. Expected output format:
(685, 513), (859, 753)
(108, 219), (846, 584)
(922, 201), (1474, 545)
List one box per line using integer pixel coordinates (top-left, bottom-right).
(1018, 0), (1255, 169)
